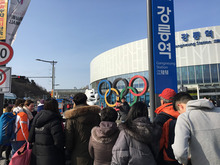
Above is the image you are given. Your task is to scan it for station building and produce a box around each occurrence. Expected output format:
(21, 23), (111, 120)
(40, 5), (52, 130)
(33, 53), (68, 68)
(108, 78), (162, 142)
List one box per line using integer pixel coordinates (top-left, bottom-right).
(90, 26), (220, 106)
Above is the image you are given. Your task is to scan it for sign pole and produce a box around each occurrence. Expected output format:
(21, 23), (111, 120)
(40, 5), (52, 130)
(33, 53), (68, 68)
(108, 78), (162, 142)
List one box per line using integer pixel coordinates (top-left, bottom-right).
(147, 0), (177, 121)
(147, 0), (156, 121)
(0, 94), (3, 116)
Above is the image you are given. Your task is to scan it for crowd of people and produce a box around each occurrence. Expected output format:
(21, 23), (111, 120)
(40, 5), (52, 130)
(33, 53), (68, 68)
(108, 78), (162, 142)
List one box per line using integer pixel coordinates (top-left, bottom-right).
(0, 89), (220, 165)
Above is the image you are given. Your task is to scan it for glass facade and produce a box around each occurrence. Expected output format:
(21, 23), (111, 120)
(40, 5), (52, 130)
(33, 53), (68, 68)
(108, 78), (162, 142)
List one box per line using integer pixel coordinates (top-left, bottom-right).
(92, 63), (220, 106)
(188, 66), (195, 84)
(211, 64), (218, 82)
(195, 65), (203, 83)
(203, 65), (210, 83)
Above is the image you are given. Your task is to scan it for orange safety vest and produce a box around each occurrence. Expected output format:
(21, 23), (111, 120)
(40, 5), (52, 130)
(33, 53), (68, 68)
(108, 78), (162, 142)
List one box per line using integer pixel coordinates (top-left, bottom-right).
(15, 111), (29, 141)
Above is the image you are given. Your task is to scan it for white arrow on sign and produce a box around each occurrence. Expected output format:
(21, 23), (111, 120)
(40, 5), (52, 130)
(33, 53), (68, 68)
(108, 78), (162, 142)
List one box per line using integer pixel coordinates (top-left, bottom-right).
(0, 42), (13, 66)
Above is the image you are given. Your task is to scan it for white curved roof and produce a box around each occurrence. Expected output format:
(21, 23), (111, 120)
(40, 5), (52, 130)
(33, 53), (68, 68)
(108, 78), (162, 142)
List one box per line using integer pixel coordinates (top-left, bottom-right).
(90, 25), (220, 83)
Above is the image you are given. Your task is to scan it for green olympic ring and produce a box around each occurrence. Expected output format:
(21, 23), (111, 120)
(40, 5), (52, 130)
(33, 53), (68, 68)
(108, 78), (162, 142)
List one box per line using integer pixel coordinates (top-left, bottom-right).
(120, 87), (138, 106)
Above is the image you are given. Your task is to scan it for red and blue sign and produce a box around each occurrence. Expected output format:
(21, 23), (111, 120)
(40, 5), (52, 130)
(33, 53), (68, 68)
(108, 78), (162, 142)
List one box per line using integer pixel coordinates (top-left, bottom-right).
(151, 0), (177, 93)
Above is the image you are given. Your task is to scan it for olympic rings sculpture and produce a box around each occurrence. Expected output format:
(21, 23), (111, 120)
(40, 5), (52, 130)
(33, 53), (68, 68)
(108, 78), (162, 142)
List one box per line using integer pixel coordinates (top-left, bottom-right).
(97, 75), (149, 107)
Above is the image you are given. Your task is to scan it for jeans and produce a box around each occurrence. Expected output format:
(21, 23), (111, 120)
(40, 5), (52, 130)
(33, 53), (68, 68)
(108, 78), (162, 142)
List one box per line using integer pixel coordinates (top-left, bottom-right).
(11, 141), (25, 156)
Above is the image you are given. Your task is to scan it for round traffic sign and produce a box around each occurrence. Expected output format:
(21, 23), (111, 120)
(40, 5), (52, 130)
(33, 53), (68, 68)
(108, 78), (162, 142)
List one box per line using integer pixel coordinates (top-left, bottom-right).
(0, 42), (13, 66)
(0, 69), (6, 85)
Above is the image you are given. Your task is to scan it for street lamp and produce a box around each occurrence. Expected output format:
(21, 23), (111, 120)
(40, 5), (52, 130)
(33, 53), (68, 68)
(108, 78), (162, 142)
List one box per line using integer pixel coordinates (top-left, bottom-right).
(36, 59), (57, 97)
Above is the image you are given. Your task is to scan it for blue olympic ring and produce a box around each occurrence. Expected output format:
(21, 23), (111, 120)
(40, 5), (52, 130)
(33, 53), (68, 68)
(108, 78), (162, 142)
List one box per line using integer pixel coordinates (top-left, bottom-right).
(97, 79), (112, 98)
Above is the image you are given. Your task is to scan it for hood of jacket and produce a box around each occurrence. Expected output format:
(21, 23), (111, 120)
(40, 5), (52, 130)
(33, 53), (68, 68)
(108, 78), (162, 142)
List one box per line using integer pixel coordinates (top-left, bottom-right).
(187, 99), (214, 111)
(34, 110), (62, 128)
(121, 117), (161, 144)
(23, 106), (33, 120)
(155, 103), (179, 118)
(64, 105), (100, 123)
(13, 106), (23, 114)
(91, 121), (119, 144)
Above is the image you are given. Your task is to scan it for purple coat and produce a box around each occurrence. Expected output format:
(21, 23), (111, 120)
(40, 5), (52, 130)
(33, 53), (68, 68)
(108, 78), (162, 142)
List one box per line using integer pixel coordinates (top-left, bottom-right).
(89, 121), (119, 165)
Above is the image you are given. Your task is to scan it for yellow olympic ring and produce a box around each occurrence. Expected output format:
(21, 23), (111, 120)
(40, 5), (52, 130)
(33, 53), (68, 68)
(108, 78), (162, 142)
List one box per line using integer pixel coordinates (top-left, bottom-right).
(104, 88), (120, 107)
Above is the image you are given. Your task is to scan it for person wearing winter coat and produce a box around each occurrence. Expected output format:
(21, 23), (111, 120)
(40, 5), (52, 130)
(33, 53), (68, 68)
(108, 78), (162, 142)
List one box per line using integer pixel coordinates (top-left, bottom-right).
(172, 92), (220, 165)
(11, 99), (29, 156)
(0, 106), (13, 164)
(118, 97), (130, 122)
(89, 107), (119, 165)
(65, 93), (101, 165)
(153, 88), (180, 165)
(37, 99), (44, 112)
(12, 99), (25, 114)
(28, 98), (65, 165)
(23, 99), (34, 128)
(111, 101), (161, 165)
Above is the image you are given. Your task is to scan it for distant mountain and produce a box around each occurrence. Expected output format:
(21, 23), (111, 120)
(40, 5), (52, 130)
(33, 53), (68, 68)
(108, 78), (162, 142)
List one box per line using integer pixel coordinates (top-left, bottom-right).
(11, 75), (50, 99)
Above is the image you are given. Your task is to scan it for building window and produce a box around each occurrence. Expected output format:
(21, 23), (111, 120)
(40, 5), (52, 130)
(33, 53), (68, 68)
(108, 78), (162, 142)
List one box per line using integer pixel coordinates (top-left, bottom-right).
(211, 64), (218, 82)
(195, 65), (203, 83)
(203, 64), (210, 83)
(181, 67), (188, 84)
(188, 66), (195, 84)
(177, 67), (181, 84)
(139, 83), (144, 88)
(139, 95), (145, 102)
(218, 64), (220, 82)
(133, 84), (138, 88)
(145, 71), (149, 80)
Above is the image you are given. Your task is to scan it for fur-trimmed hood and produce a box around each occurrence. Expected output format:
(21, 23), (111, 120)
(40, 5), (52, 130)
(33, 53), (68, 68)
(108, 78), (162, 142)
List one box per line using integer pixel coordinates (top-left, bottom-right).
(120, 117), (161, 144)
(91, 121), (119, 144)
(64, 105), (100, 124)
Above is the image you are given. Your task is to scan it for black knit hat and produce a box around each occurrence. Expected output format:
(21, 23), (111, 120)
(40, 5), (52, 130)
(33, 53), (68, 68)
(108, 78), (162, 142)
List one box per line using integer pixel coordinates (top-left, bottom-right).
(73, 93), (87, 105)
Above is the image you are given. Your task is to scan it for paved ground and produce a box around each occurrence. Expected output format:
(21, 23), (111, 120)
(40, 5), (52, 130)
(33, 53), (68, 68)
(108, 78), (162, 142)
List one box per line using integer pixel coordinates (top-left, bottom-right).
(0, 159), (8, 165)
(0, 151), (9, 165)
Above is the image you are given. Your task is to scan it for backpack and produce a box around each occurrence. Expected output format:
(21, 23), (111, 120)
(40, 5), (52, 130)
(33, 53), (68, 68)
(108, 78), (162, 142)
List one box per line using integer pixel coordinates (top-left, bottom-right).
(162, 118), (178, 162)
(0, 112), (19, 145)
(155, 112), (181, 165)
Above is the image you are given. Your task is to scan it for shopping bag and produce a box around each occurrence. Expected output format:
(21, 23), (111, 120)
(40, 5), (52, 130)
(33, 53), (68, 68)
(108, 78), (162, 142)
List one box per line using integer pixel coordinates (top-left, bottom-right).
(9, 142), (32, 165)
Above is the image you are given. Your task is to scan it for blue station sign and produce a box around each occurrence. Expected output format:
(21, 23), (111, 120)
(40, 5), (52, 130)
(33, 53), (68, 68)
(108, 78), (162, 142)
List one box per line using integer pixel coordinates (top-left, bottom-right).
(151, 0), (177, 93)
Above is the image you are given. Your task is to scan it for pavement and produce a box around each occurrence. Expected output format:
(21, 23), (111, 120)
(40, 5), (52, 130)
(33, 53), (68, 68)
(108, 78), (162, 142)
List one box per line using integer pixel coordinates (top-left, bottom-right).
(0, 159), (7, 165)
(0, 151), (9, 165)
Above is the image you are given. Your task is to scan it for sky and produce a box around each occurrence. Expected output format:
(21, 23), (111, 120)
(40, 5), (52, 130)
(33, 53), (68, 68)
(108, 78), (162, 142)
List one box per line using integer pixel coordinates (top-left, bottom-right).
(6, 0), (220, 91)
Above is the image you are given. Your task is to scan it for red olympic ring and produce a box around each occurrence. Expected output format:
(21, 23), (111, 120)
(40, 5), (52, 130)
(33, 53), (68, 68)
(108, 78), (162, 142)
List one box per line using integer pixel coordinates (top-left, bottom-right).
(129, 75), (149, 96)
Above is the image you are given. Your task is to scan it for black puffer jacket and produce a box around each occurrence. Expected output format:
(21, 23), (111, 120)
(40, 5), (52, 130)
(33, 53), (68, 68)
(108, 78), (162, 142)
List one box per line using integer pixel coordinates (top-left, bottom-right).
(28, 110), (65, 165)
